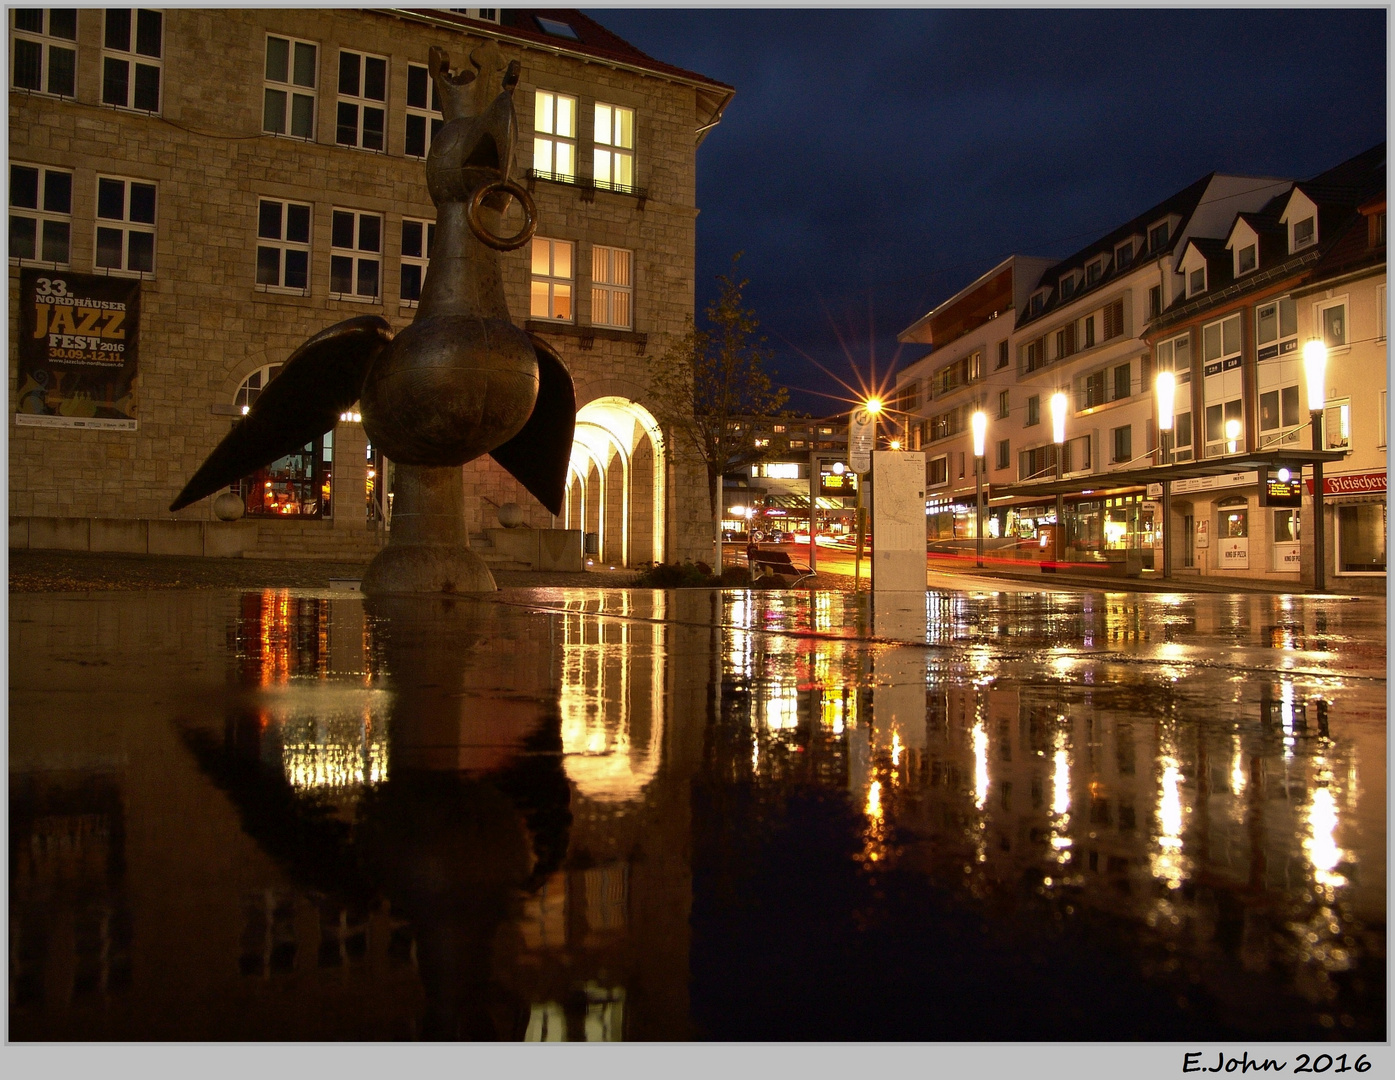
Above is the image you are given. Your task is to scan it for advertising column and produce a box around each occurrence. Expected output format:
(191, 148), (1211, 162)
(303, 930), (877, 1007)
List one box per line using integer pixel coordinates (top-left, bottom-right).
(870, 449), (927, 592)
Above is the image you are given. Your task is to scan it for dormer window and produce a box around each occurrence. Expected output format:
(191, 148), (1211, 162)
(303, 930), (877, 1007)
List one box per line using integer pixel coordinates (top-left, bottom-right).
(1115, 241), (1133, 268)
(1189, 267), (1206, 297)
(1030, 291), (1045, 316)
(1085, 259), (1103, 286)
(1292, 216), (1315, 249)
(1236, 244), (1256, 275)
(1148, 220), (1170, 252)
(1059, 274), (1076, 300)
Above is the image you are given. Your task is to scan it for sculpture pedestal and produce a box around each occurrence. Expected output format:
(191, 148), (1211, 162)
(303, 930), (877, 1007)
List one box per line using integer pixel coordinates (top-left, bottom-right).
(361, 463), (497, 595)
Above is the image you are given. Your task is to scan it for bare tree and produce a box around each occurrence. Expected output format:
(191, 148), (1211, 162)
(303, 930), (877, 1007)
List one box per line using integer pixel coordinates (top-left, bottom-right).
(647, 253), (788, 571)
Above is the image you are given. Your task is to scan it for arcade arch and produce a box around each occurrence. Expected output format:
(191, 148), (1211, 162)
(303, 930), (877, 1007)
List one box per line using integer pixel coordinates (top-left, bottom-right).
(564, 397), (665, 567)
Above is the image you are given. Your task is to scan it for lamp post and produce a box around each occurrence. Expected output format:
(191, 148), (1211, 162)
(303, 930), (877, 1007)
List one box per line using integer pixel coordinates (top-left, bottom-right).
(971, 410), (987, 568)
(1304, 340), (1328, 592)
(854, 397), (881, 591)
(1155, 370), (1175, 580)
(1050, 391), (1068, 564)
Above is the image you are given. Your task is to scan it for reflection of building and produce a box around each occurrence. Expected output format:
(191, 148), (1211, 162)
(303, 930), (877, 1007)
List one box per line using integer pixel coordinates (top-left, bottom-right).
(893, 143), (1384, 590)
(9, 9), (729, 565)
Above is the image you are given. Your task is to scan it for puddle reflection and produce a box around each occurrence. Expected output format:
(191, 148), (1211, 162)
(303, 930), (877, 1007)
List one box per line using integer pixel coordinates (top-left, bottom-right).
(8, 586), (1386, 1041)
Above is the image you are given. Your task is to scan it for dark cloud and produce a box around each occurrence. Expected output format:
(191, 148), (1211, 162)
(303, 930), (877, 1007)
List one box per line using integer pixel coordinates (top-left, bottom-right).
(584, 7), (1386, 413)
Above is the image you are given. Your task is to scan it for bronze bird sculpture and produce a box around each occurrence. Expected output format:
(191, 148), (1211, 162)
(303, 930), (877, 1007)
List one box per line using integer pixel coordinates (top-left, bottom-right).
(170, 44), (575, 594)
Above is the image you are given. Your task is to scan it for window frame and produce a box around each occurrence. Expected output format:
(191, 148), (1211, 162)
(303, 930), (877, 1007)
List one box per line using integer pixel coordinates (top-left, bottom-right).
(530, 236), (574, 322)
(928, 454), (949, 487)
(996, 389), (1009, 420)
(398, 216), (434, 306)
(101, 8), (163, 113)
(1236, 243), (1256, 276)
(995, 438), (1010, 471)
(1188, 266), (1206, 297)
(1255, 295), (1298, 362)
(1322, 397), (1351, 452)
(533, 90), (577, 182)
(404, 61), (443, 159)
(254, 196), (312, 294)
(9, 161), (73, 267)
(1291, 215), (1316, 251)
(263, 34), (318, 141)
(336, 48), (388, 153)
(328, 208), (382, 302)
(1314, 296), (1349, 352)
(11, 8), (77, 98)
(590, 243), (632, 329)
(94, 173), (157, 277)
(1025, 394), (1040, 427)
(1111, 424), (1132, 464)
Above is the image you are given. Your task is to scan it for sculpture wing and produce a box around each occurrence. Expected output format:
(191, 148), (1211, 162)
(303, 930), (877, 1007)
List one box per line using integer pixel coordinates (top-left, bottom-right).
(170, 316), (393, 511)
(489, 333), (577, 516)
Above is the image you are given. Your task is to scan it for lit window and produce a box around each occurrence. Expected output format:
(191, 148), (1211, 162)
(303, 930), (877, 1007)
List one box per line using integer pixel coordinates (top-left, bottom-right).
(337, 50), (387, 151)
(255, 198), (311, 292)
(590, 245), (632, 328)
(404, 63), (443, 158)
(593, 102), (634, 192)
(102, 9), (162, 112)
(1323, 399), (1350, 451)
(530, 237), (573, 320)
(533, 90), (576, 180)
(11, 8), (76, 97)
(329, 209), (381, 300)
(9, 162), (72, 265)
(264, 35), (317, 139)
(399, 217), (434, 304)
(95, 175), (156, 275)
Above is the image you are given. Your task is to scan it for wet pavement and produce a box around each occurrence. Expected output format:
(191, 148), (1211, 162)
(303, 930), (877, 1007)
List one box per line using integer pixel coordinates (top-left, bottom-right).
(9, 581), (1386, 1041)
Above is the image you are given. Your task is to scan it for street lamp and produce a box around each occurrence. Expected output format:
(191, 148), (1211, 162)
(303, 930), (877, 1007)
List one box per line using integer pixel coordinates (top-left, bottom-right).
(1154, 370), (1176, 580)
(971, 410), (987, 568)
(1224, 417), (1242, 455)
(1304, 339), (1328, 591)
(1050, 391), (1068, 563)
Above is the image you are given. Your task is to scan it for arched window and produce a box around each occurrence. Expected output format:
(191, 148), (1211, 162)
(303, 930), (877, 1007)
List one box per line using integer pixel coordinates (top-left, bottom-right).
(232, 364), (333, 518)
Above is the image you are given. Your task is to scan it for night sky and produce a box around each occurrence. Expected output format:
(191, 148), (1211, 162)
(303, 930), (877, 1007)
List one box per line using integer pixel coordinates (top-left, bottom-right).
(582, 7), (1387, 415)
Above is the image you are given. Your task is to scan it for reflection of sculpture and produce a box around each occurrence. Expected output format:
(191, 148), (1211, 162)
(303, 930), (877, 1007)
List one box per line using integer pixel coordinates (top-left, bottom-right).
(170, 44), (576, 594)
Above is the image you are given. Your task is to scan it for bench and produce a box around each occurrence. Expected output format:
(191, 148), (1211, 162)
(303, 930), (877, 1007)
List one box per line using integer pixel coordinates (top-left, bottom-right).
(748, 548), (815, 585)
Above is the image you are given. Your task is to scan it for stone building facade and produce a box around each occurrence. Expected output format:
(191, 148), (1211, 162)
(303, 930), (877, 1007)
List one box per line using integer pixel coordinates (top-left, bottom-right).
(9, 8), (730, 565)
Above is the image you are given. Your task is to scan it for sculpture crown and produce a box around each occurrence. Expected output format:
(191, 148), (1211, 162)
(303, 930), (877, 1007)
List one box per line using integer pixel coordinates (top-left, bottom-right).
(429, 43), (519, 122)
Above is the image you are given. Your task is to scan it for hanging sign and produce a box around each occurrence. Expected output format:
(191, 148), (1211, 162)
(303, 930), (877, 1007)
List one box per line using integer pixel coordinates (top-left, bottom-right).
(15, 268), (140, 430)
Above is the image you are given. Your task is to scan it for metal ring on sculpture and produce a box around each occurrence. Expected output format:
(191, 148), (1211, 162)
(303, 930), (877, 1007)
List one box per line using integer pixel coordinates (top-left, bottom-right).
(466, 180), (537, 251)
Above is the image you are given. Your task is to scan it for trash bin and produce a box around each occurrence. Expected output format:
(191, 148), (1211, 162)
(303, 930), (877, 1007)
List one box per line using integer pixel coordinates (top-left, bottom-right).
(583, 532), (599, 555)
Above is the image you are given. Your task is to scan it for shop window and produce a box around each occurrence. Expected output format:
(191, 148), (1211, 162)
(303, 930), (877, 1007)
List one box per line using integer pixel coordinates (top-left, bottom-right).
(593, 102), (634, 192)
(590, 245), (632, 328)
(337, 50), (387, 152)
(1337, 502), (1386, 574)
(255, 198), (311, 292)
(95, 175), (156, 275)
(12, 8), (76, 97)
(533, 90), (576, 181)
(264, 35), (317, 139)
(530, 237), (573, 320)
(102, 9), (162, 112)
(329, 209), (381, 300)
(996, 438), (1009, 471)
(233, 365), (334, 518)
(399, 217), (434, 304)
(9, 162), (71, 264)
(404, 62), (443, 158)
(1323, 399), (1350, 451)
(1272, 509), (1301, 572)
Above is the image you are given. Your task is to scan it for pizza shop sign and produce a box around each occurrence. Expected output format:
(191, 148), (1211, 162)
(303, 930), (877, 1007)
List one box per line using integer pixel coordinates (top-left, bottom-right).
(1305, 471), (1386, 496)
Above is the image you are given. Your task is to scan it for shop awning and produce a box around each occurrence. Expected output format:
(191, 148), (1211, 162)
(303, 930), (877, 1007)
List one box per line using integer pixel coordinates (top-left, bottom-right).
(993, 448), (1348, 499)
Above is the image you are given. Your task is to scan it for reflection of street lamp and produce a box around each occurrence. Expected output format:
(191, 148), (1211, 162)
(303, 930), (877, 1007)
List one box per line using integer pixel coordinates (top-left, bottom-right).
(1155, 370), (1176, 580)
(972, 410), (987, 568)
(1050, 391), (1068, 562)
(1224, 417), (1242, 454)
(1304, 339), (1328, 591)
